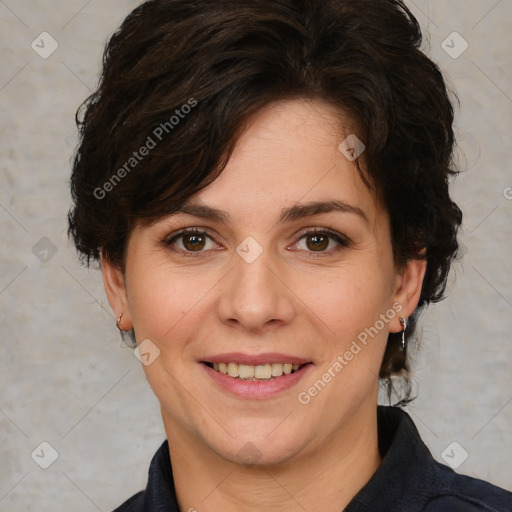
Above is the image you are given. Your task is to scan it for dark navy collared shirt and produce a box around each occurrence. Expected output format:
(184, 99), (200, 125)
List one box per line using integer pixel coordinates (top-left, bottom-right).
(112, 405), (512, 511)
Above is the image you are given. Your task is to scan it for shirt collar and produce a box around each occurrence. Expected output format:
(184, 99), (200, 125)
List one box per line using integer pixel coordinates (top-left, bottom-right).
(144, 439), (178, 512)
(143, 405), (436, 512)
(345, 405), (439, 511)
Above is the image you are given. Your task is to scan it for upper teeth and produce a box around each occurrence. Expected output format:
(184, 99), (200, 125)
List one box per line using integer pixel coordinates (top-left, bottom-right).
(212, 362), (301, 379)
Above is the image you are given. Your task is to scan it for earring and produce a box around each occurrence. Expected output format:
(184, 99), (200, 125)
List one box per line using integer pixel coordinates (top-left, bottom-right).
(399, 317), (407, 353)
(116, 313), (124, 332)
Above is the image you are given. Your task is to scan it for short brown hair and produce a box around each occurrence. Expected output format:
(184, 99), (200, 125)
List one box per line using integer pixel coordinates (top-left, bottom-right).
(68, 0), (462, 403)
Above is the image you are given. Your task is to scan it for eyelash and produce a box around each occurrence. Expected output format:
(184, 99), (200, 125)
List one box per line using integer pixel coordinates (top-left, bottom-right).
(162, 227), (350, 258)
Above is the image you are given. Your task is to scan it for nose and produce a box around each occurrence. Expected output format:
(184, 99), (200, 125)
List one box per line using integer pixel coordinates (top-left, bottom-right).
(217, 246), (296, 333)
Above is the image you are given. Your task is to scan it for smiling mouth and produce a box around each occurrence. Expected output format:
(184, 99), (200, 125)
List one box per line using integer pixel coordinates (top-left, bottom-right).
(202, 362), (309, 380)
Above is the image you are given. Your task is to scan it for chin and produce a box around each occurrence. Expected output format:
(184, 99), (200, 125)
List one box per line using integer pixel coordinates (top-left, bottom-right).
(219, 441), (302, 468)
(203, 421), (311, 468)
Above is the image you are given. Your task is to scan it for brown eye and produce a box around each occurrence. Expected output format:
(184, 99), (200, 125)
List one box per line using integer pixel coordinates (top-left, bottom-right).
(293, 229), (350, 255)
(164, 229), (217, 255)
(182, 233), (206, 251)
(306, 233), (329, 251)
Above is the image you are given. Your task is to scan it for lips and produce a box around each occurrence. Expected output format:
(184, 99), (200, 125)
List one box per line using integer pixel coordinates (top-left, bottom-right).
(200, 358), (314, 399)
(201, 352), (311, 366)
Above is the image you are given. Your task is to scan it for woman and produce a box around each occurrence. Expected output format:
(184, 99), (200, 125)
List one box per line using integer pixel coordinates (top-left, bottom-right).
(67, 0), (512, 510)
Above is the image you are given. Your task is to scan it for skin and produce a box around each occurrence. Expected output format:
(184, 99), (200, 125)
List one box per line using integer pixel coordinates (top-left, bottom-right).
(102, 99), (426, 512)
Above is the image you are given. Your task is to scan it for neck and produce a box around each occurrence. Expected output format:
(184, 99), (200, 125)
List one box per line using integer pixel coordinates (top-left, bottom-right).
(163, 403), (382, 512)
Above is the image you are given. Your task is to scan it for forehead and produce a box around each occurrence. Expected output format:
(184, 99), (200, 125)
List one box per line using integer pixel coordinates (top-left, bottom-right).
(190, 99), (384, 230)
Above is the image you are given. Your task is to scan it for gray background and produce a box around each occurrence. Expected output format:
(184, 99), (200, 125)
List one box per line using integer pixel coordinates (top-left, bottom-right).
(0, 1), (511, 510)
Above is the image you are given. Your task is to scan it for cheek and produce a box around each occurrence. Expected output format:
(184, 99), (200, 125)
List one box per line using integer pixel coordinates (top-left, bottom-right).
(126, 258), (216, 342)
(295, 263), (394, 340)
(300, 271), (394, 404)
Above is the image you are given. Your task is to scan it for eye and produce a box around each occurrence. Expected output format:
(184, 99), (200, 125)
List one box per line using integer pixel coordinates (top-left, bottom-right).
(163, 227), (350, 258)
(292, 228), (350, 255)
(163, 228), (219, 256)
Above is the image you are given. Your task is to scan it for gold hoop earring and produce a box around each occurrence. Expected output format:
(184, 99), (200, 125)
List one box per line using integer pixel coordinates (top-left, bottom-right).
(116, 313), (124, 332)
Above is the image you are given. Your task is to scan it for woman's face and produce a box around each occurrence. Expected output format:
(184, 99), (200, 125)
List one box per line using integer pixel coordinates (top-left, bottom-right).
(104, 99), (425, 466)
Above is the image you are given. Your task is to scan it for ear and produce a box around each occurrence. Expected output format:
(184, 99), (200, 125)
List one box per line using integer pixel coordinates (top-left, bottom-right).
(390, 255), (427, 333)
(101, 251), (133, 331)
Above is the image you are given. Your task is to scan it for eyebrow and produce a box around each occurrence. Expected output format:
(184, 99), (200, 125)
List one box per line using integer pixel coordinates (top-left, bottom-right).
(172, 199), (369, 225)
